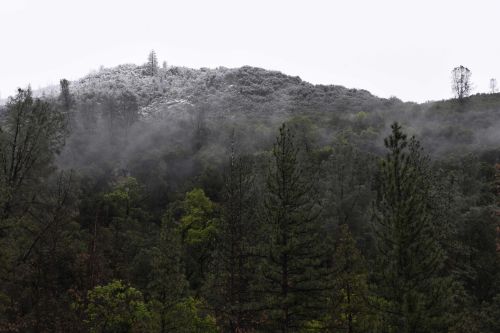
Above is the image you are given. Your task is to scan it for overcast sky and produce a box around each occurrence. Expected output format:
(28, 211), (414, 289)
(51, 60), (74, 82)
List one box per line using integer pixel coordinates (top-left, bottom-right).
(1, 0), (499, 102)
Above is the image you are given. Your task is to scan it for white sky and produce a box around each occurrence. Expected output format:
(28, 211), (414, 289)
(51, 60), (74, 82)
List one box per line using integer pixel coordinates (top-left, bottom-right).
(1, 0), (499, 102)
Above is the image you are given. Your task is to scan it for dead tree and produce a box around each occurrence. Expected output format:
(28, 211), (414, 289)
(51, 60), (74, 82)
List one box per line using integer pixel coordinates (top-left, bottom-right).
(451, 65), (472, 101)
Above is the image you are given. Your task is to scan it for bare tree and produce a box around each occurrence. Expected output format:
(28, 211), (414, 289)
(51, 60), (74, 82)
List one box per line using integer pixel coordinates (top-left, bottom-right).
(490, 78), (498, 94)
(451, 65), (472, 101)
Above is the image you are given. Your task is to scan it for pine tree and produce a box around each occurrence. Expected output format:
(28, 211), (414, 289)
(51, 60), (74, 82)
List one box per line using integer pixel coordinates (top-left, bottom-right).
(321, 140), (375, 237)
(373, 122), (451, 333)
(259, 123), (326, 332)
(206, 141), (259, 332)
(147, 50), (159, 76)
(324, 224), (371, 333)
(59, 79), (73, 113)
(148, 213), (189, 333)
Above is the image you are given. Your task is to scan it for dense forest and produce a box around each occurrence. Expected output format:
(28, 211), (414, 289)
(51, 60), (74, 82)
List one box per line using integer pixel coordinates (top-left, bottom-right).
(0, 57), (499, 333)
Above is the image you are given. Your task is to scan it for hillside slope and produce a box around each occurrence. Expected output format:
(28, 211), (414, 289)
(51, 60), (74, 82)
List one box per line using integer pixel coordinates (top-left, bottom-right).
(59, 63), (500, 155)
(67, 64), (391, 119)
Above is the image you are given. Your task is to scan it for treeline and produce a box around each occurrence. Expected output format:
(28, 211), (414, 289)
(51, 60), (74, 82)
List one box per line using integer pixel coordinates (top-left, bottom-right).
(61, 61), (500, 158)
(0, 85), (499, 333)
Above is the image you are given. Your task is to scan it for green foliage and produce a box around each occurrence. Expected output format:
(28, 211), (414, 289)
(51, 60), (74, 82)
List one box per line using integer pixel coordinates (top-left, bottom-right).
(98, 177), (154, 283)
(0, 88), (66, 219)
(148, 214), (189, 333)
(323, 224), (372, 332)
(0, 89), (75, 331)
(82, 280), (151, 333)
(2, 66), (500, 332)
(373, 123), (452, 333)
(178, 188), (219, 290)
(320, 140), (375, 237)
(259, 123), (327, 332)
(205, 144), (261, 331)
(152, 297), (217, 333)
(180, 188), (218, 245)
(103, 177), (145, 218)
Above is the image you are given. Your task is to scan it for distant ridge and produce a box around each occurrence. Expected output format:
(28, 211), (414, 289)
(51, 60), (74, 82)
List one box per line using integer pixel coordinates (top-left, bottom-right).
(8, 62), (500, 156)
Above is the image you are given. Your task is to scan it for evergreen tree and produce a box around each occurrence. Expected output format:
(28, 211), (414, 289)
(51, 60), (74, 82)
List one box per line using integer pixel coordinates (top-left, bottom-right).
(147, 50), (159, 76)
(320, 140), (375, 240)
(324, 224), (371, 333)
(0, 88), (65, 219)
(178, 188), (218, 290)
(116, 90), (139, 142)
(148, 213), (189, 333)
(259, 123), (325, 332)
(373, 122), (451, 333)
(59, 78), (73, 112)
(0, 89), (69, 331)
(102, 177), (155, 283)
(206, 141), (259, 332)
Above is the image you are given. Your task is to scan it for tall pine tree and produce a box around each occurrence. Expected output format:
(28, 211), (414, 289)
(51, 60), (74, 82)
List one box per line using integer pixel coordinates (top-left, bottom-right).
(373, 123), (451, 333)
(146, 50), (159, 76)
(206, 141), (260, 332)
(324, 224), (371, 333)
(259, 123), (326, 332)
(148, 213), (189, 333)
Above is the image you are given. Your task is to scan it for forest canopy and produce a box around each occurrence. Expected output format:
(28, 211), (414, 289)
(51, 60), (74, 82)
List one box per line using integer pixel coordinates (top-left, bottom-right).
(0, 62), (499, 333)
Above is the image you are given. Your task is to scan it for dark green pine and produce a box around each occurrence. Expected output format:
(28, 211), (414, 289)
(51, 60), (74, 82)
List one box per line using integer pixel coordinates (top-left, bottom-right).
(373, 122), (451, 333)
(258, 123), (326, 333)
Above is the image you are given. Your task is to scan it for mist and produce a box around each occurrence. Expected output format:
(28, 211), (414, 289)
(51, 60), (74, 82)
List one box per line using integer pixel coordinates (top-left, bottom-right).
(2, 2), (500, 332)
